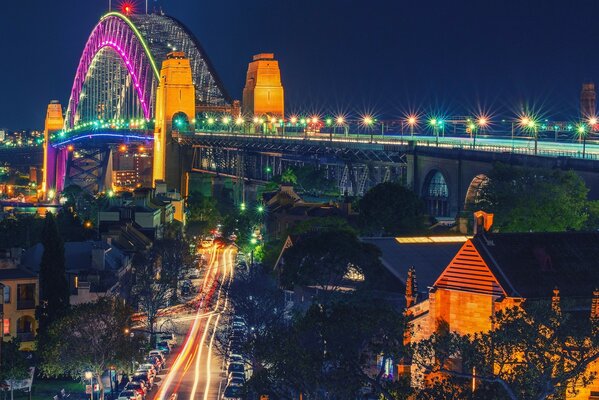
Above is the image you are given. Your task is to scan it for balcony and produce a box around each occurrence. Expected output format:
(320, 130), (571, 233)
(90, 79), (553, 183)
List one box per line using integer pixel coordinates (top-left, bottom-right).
(16, 332), (34, 342)
(17, 299), (35, 310)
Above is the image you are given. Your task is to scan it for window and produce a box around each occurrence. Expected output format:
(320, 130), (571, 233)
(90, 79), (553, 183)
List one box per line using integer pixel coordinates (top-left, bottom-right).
(3, 285), (9, 303)
(3, 318), (9, 335)
(424, 171), (450, 217)
(16, 283), (35, 310)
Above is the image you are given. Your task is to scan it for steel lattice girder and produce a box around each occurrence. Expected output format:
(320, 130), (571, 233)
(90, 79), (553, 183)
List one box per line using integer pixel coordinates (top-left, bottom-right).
(183, 136), (408, 165)
(66, 148), (111, 192)
(65, 12), (231, 129)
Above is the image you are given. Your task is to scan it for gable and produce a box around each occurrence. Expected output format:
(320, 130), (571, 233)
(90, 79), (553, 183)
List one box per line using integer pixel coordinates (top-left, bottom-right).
(434, 240), (506, 297)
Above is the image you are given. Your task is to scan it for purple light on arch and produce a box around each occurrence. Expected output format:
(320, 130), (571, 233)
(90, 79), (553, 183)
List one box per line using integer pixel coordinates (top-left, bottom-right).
(53, 132), (154, 148)
(66, 15), (154, 129)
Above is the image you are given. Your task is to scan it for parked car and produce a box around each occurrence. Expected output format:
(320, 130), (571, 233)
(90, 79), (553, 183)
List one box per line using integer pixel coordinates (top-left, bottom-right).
(227, 354), (244, 367)
(149, 350), (167, 367)
(227, 362), (244, 374)
(228, 371), (245, 382)
(146, 356), (162, 371)
(156, 340), (171, 354)
(124, 381), (146, 397)
(228, 377), (245, 387)
(157, 332), (177, 347)
(118, 390), (141, 400)
(221, 385), (243, 400)
(131, 372), (153, 388)
(135, 364), (156, 379)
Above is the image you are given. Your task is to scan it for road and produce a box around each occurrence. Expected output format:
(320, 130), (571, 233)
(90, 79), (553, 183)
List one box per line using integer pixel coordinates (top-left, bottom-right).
(152, 244), (235, 400)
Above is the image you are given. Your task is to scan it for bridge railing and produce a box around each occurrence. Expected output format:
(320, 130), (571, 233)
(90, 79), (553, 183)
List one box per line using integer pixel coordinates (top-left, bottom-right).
(186, 130), (599, 161)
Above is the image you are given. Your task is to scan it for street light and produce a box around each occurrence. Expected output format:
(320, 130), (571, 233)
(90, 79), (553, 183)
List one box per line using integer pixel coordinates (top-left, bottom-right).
(474, 116), (489, 149)
(407, 115), (417, 137)
(84, 371), (93, 400)
(578, 124), (588, 158)
(520, 115), (538, 154)
(363, 115), (374, 142)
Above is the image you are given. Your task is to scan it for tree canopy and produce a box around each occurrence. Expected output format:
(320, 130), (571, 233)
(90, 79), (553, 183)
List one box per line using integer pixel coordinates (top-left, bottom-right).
(40, 299), (145, 400)
(477, 164), (589, 232)
(358, 182), (425, 236)
(412, 301), (599, 400)
(37, 212), (69, 340)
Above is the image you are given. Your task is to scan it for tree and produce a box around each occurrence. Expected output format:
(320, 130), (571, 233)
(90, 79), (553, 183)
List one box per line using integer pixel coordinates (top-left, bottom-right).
(186, 191), (221, 234)
(250, 297), (407, 399)
(359, 182), (425, 236)
(40, 299), (145, 400)
(130, 236), (190, 338)
(279, 229), (392, 293)
(411, 301), (599, 400)
(280, 168), (297, 185)
(0, 339), (29, 400)
(477, 164), (589, 232)
(37, 212), (69, 351)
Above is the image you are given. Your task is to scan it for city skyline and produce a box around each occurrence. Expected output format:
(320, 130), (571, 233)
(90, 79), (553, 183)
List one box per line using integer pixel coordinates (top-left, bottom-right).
(2, 0), (599, 129)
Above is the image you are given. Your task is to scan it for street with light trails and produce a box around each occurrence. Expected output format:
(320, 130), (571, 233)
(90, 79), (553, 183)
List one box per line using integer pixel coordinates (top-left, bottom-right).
(153, 244), (235, 400)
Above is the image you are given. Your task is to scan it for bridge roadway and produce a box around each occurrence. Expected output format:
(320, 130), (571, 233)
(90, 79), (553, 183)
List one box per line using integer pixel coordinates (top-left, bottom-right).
(180, 130), (599, 161)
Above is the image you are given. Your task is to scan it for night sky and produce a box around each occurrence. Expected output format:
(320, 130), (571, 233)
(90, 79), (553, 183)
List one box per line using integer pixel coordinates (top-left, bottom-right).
(2, 0), (599, 130)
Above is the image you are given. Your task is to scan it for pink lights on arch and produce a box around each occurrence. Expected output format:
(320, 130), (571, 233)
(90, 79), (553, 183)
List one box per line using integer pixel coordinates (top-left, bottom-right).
(67, 16), (153, 129)
(99, 40), (149, 117)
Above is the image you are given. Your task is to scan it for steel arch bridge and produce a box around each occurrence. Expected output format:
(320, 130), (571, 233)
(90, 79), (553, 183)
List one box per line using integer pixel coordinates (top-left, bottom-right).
(44, 11), (232, 194)
(64, 11), (230, 130)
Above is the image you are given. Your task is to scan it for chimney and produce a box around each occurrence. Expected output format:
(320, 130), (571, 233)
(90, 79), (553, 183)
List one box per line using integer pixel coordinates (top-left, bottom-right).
(473, 210), (494, 235)
(591, 288), (599, 321)
(405, 267), (418, 308)
(552, 287), (561, 315)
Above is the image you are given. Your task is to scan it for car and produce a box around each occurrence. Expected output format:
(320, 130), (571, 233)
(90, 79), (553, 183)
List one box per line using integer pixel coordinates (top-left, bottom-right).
(124, 381), (146, 397)
(146, 356), (162, 371)
(136, 364), (156, 378)
(227, 362), (244, 374)
(149, 350), (167, 366)
(227, 354), (244, 367)
(228, 371), (244, 382)
(157, 332), (177, 347)
(156, 341), (171, 354)
(187, 269), (201, 279)
(131, 372), (153, 388)
(221, 385), (243, 400)
(118, 390), (141, 400)
(227, 377), (245, 387)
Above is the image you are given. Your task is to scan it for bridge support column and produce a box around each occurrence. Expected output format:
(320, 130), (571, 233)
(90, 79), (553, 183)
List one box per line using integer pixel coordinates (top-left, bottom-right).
(153, 52), (196, 196)
(42, 101), (64, 199)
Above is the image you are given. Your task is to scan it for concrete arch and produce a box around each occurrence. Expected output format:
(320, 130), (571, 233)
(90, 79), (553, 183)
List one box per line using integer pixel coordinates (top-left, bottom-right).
(422, 168), (451, 217)
(464, 173), (489, 210)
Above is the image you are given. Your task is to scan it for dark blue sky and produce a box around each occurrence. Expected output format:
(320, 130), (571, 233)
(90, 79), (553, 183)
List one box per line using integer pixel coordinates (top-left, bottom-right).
(1, 0), (599, 129)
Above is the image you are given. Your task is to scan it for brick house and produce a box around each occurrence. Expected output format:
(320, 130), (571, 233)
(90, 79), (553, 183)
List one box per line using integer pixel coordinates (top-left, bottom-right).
(405, 213), (599, 398)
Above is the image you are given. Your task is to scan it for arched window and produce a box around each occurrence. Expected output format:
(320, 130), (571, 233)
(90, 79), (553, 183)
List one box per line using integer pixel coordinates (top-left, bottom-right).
(464, 174), (489, 210)
(172, 112), (190, 132)
(424, 171), (449, 217)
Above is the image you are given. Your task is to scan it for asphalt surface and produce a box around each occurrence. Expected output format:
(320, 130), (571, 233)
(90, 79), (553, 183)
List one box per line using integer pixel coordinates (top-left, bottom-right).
(148, 244), (235, 400)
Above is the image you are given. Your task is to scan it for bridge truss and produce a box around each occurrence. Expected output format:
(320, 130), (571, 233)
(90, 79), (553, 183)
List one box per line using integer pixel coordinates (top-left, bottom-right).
(64, 12), (231, 130)
(179, 135), (408, 196)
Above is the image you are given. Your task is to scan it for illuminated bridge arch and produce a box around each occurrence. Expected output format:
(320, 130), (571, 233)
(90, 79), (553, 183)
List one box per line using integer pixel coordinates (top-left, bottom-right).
(64, 12), (231, 130)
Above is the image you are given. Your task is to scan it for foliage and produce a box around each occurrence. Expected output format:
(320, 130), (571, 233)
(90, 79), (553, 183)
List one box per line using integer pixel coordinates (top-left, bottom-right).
(288, 216), (356, 236)
(584, 200), (599, 230)
(130, 235), (190, 337)
(278, 228), (393, 294)
(0, 215), (44, 248)
(36, 212), (70, 352)
(280, 168), (297, 185)
(359, 182), (425, 236)
(477, 164), (589, 232)
(186, 191), (220, 234)
(0, 338), (30, 399)
(411, 302), (599, 400)
(60, 185), (99, 226)
(249, 296), (407, 400)
(39, 299), (145, 400)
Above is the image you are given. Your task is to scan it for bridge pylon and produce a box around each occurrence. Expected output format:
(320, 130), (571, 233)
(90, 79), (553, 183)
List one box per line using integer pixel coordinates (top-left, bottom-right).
(42, 100), (65, 199)
(153, 51), (196, 196)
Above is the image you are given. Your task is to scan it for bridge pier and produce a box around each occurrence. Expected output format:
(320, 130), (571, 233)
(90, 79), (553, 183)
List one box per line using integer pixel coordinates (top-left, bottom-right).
(42, 101), (65, 198)
(153, 52), (196, 197)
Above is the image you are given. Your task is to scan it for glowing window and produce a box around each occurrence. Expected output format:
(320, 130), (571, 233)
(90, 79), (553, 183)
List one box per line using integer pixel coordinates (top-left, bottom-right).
(3, 319), (9, 336)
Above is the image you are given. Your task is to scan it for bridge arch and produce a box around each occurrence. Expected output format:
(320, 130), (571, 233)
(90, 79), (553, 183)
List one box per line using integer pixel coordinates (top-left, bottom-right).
(464, 173), (489, 210)
(64, 12), (231, 130)
(422, 169), (450, 217)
